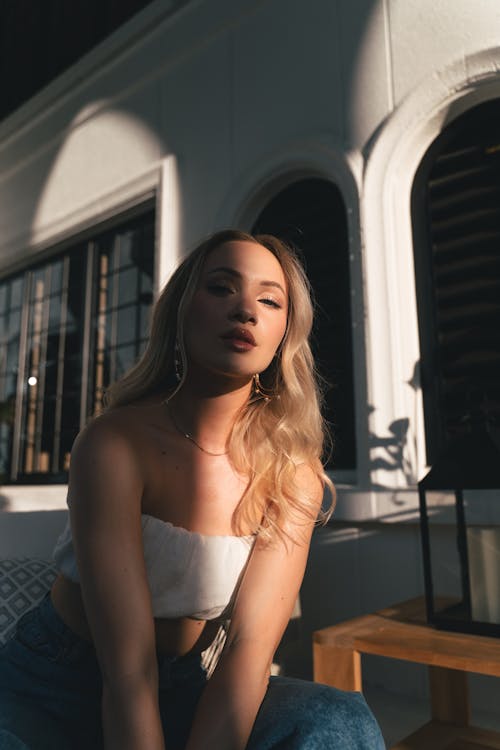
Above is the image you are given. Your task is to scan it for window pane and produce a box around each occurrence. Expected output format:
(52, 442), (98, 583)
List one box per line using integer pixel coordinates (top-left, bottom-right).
(118, 230), (134, 266)
(140, 303), (151, 338)
(7, 310), (21, 338)
(88, 211), (155, 417)
(114, 345), (137, 378)
(50, 260), (64, 292)
(10, 278), (23, 308)
(118, 267), (139, 306)
(5, 342), (20, 380)
(48, 294), (62, 333)
(1, 208), (154, 482)
(141, 271), (153, 295)
(116, 305), (138, 346)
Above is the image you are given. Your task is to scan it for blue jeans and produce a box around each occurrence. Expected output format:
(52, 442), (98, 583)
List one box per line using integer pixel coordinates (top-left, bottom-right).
(0, 594), (385, 749)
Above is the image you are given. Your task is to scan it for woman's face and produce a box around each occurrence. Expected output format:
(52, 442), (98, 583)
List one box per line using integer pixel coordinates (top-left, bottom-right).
(183, 240), (288, 383)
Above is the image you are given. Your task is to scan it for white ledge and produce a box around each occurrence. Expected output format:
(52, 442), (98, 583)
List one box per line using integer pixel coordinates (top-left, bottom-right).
(332, 486), (420, 523)
(0, 485), (68, 512)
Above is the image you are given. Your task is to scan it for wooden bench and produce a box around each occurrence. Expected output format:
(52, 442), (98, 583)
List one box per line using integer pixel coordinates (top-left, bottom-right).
(313, 597), (500, 749)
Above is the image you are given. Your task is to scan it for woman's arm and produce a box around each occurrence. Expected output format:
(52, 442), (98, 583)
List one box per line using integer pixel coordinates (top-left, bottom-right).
(69, 418), (165, 750)
(185, 462), (324, 750)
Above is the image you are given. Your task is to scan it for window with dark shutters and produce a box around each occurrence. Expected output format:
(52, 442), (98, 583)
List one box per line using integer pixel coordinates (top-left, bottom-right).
(412, 98), (500, 464)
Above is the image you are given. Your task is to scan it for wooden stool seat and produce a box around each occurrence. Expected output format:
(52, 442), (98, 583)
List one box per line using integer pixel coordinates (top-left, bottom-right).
(313, 597), (500, 749)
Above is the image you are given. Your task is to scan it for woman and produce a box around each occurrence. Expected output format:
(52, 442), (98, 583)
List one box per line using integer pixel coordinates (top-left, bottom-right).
(0, 230), (385, 749)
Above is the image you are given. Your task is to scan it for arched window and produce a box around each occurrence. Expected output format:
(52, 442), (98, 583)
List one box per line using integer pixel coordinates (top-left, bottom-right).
(412, 98), (500, 463)
(252, 178), (356, 470)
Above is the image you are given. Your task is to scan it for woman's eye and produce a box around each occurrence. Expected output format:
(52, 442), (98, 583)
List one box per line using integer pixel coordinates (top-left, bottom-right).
(259, 297), (282, 309)
(208, 284), (233, 295)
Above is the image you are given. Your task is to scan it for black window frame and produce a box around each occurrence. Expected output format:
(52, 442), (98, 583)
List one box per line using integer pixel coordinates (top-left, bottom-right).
(0, 207), (155, 484)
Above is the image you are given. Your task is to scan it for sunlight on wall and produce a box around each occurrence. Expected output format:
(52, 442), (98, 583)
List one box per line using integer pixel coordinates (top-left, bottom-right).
(347, 0), (391, 146)
(157, 155), (183, 290)
(33, 103), (161, 236)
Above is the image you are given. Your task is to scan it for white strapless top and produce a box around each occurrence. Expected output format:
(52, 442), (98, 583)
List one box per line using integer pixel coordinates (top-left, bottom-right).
(52, 514), (255, 620)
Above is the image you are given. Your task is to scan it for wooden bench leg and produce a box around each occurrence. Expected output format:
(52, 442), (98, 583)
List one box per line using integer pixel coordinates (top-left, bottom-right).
(428, 665), (470, 726)
(313, 642), (362, 691)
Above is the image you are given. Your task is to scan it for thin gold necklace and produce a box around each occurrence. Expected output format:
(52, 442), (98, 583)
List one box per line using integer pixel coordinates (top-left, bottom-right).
(164, 400), (228, 457)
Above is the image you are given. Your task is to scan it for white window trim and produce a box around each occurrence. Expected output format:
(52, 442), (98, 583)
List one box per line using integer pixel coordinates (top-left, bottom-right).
(362, 46), (500, 498)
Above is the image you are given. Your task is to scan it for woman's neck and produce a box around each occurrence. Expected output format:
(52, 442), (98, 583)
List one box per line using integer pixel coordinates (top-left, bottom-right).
(166, 375), (252, 453)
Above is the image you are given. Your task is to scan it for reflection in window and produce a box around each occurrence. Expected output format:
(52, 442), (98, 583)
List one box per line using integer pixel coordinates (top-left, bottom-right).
(0, 210), (154, 483)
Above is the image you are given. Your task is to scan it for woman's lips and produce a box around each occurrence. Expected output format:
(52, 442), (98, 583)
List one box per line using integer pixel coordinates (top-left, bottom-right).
(222, 338), (255, 352)
(221, 328), (256, 351)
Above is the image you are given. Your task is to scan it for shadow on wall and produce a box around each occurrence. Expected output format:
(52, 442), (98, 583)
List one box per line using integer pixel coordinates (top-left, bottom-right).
(1, 82), (170, 273)
(1, 0), (381, 267)
(368, 415), (412, 478)
(275, 521), (425, 684)
(365, 361), (422, 488)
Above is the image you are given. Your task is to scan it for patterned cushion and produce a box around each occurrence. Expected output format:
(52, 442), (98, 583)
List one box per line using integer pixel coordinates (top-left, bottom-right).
(0, 558), (57, 644)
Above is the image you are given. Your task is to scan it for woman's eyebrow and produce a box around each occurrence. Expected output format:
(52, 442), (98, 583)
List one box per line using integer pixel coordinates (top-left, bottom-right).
(207, 266), (286, 295)
(260, 280), (286, 295)
(206, 266), (240, 278)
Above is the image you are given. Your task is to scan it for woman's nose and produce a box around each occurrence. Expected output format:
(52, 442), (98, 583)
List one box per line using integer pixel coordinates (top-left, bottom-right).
(230, 298), (257, 324)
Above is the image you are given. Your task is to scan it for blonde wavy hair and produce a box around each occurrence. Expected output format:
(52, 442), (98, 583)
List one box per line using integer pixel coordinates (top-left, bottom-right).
(105, 229), (334, 542)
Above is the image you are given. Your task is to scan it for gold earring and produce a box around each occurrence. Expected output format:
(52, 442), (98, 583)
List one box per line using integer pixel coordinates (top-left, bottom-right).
(252, 373), (273, 401)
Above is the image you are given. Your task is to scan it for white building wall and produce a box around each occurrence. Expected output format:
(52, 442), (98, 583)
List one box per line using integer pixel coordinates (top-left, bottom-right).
(1, 0), (500, 723)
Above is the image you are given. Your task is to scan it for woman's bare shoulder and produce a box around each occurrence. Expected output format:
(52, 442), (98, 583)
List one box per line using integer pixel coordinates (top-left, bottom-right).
(71, 403), (156, 467)
(67, 408), (153, 511)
